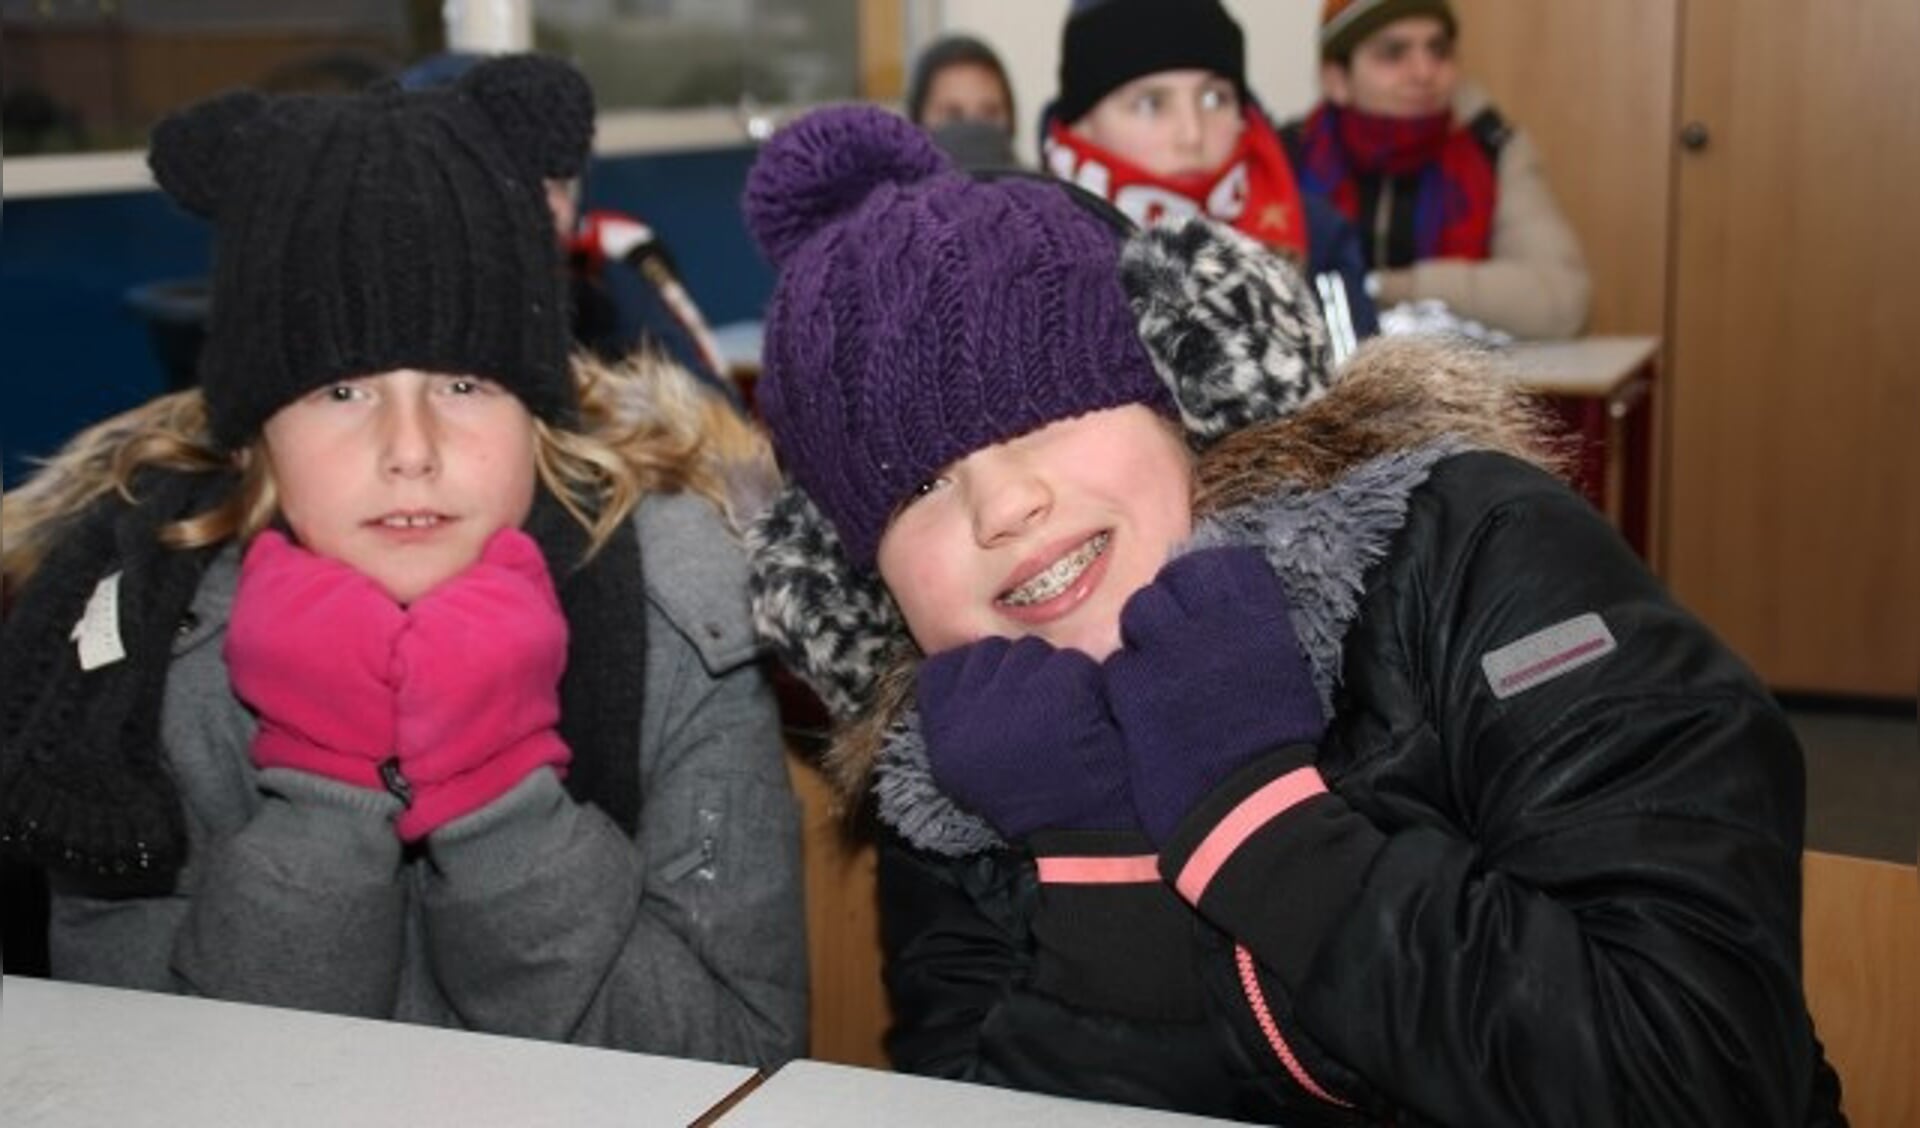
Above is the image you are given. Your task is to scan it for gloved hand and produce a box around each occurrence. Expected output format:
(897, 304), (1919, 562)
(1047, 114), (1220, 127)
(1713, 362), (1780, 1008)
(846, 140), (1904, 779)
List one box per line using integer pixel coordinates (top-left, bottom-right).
(390, 527), (571, 842)
(226, 530), (406, 791)
(916, 635), (1132, 841)
(1105, 546), (1325, 845)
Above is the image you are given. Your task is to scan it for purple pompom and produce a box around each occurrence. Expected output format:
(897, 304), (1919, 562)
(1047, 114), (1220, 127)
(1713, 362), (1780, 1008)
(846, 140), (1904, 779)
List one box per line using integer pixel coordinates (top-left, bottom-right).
(742, 105), (951, 268)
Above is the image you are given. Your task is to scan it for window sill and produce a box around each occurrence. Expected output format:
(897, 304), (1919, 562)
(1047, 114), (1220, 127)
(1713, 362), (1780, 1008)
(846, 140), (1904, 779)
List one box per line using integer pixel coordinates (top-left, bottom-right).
(4, 106), (780, 201)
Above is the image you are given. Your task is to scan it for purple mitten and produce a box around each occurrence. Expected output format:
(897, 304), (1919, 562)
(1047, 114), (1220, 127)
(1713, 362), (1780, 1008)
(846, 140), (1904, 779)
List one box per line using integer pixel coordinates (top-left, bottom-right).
(917, 635), (1133, 840)
(1105, 546), (1325, 845)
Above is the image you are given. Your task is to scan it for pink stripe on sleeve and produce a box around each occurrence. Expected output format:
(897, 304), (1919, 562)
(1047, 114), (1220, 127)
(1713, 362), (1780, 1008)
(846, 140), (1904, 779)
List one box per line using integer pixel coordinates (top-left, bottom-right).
(1174, 766), (1327, 903)
(1034, 855), (1163, 884)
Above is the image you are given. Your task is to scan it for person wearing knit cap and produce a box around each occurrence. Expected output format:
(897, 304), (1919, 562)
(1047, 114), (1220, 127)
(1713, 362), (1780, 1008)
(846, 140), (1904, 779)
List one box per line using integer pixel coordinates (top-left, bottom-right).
(1282, 0), (1591, 339)
(1041, 0), (1378, 355)
(744, 104), (1841, 1124)
(906, 33), (1022, 171)
(0, 54), (806, 1067)
(908, 33), (1017, 133)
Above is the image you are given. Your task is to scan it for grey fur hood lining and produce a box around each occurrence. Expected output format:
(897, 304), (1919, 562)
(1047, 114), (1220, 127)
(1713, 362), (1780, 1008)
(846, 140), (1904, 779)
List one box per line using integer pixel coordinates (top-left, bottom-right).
(868, 436), (1468, 857)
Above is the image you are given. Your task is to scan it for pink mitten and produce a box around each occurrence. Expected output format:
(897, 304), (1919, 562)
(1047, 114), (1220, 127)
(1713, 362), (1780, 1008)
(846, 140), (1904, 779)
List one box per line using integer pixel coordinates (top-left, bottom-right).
(226, 530), (406, 790)
(390, 527), (571, 841)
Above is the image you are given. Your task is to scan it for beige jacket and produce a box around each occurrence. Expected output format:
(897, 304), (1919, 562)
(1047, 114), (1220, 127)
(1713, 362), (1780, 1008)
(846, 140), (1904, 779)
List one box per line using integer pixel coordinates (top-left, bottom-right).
(1373, 84), (1591, 339)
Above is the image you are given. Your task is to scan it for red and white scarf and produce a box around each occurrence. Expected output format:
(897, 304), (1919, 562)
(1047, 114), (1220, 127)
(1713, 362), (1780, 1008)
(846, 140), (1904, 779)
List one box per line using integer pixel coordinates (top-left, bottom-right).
(1043, 105), (1310, 264)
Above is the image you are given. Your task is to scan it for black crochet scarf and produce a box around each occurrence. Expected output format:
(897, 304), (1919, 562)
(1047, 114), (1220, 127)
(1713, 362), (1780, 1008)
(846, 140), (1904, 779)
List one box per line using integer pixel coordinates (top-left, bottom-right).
(0, 470), (646, 892)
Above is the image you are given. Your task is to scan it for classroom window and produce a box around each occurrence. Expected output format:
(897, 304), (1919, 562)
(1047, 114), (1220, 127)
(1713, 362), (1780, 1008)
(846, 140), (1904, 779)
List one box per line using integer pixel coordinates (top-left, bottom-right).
(2, 0), (900, 167)
(538, 0), (867, 112)
(1, 1), (435, 156)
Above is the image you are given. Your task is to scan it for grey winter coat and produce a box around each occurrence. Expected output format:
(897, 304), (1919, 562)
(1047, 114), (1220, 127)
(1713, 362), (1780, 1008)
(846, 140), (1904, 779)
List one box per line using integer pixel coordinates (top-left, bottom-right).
(46, 492), (808, 1069)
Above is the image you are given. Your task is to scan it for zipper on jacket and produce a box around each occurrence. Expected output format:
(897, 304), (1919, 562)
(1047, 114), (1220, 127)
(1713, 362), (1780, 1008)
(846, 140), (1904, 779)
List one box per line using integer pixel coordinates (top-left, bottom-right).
(1235, 945), (1352, 1108)
(660, 806), (721, 882)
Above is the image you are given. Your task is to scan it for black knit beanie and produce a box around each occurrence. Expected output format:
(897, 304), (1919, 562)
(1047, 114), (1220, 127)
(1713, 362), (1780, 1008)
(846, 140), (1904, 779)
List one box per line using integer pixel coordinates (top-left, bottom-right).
(1055, 0), (1247, 126)
(147, 53), (595, 450)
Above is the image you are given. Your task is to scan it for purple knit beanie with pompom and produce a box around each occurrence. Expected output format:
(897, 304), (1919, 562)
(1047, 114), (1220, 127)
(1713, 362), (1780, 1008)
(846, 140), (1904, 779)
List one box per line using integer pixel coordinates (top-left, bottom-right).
(742, 104), (1174, 566)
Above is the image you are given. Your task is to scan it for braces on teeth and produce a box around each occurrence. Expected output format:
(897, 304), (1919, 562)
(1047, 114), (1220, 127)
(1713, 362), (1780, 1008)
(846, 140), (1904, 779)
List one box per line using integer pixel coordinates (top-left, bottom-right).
(1001, 532), (1111, 606)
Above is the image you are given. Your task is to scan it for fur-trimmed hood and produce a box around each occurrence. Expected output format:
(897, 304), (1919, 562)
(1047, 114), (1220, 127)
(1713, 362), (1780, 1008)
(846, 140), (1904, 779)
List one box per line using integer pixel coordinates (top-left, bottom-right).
(746, 217), (1559, 838)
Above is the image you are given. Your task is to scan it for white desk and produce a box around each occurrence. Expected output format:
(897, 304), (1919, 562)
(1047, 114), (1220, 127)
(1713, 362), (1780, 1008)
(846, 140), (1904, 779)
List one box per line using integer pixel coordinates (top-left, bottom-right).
(1504, 336), (1658, 398)
(1504, 335), (1660, 559)
(0, 976), (756, 1127)
(709, 1059), (1256, 1128)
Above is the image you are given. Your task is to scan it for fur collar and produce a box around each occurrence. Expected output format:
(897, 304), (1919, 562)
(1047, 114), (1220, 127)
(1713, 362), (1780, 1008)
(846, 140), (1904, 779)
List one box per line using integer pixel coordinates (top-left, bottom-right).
(871, 433), (1471, 856)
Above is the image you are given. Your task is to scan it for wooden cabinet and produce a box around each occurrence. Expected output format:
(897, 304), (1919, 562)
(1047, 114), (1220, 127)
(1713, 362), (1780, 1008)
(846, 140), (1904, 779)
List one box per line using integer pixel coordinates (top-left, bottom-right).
(1454, 0), (1919, 696)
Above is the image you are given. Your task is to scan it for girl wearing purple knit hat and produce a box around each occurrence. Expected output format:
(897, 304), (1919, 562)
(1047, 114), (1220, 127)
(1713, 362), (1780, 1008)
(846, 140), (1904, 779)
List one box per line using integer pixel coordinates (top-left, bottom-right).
(745, 105), (1839, 1125)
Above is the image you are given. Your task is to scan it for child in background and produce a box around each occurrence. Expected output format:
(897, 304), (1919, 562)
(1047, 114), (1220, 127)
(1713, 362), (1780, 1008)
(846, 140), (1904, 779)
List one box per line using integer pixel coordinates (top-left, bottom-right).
(743, 105), (1841, 1126)
(906, 33), (1022, 172)
(907, 34), (1017, 133)
(0, 55), (806, 1067)
(1041, 0), (1378, 351)
(1284, 0), (1590, 339)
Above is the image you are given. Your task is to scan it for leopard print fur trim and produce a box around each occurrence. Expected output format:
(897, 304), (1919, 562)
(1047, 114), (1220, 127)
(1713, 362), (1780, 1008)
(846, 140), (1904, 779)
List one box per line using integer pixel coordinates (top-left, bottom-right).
(1120, 216), (1335, 446)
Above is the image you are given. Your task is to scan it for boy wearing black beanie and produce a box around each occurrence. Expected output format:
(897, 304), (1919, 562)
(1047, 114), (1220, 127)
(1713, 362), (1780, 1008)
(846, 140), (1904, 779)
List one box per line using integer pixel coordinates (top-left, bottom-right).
(1042, 0), (1377, 351)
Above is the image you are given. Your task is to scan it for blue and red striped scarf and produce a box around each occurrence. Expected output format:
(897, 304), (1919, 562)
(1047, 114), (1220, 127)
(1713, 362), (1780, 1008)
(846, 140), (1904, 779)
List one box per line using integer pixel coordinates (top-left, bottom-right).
(1292, 102), (1496, 262)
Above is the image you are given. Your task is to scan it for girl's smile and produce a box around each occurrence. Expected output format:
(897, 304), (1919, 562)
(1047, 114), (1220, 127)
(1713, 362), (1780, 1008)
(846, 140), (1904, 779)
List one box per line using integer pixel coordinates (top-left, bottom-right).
(371, 509), (455, 533)
(877, 405), (1194, 660)
(994, 529), (1113, 618)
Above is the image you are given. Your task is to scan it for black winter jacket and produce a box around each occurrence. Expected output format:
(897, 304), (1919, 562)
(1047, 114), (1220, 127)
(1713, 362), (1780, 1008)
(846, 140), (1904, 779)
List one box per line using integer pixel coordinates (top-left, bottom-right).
(879, 451), (1844, 1127)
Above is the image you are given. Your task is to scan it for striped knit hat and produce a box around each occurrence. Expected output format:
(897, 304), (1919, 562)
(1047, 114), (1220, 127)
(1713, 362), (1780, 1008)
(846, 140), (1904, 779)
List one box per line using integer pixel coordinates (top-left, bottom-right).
(1320, 0), (1457, 63)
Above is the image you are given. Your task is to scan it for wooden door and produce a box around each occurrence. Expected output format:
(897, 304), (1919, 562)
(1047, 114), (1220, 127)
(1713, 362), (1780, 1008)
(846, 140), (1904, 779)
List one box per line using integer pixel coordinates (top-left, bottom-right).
(1450, 0), (1680, 337)
(1452, 0), (1680, 566)
(1666, 0), (1920, 695)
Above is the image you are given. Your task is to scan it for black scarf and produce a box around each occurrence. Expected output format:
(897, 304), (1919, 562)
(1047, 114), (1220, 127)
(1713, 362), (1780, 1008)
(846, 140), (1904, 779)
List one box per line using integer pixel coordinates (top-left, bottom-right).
(526, 488), (648, 839)
(0, 471), (647, 891)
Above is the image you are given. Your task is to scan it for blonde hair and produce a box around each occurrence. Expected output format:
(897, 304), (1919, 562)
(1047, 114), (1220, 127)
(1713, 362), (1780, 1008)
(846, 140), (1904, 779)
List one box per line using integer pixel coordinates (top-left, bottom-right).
(2, 354), (770, 591)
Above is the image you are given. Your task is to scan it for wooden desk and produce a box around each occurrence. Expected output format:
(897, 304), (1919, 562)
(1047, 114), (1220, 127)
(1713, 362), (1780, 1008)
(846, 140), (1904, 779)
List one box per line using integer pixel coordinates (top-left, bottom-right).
(1504, 336), (1659, 560)
(0, 977), (756, 1127)
(708, 1059), (1256, 1127)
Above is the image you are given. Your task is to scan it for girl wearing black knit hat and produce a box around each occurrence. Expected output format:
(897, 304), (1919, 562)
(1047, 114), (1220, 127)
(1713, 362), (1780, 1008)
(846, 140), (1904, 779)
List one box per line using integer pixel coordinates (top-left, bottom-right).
(0, 54), (806, 1067)
(1042, 0), (1379, 354)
